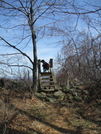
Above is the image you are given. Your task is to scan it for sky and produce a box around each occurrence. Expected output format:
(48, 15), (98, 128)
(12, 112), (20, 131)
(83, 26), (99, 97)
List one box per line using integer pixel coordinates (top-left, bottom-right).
(24, 37), (62, 69)
(0, 0), (101, 77)
(0, 26), (61, 73)
(0, 0), (64, 72)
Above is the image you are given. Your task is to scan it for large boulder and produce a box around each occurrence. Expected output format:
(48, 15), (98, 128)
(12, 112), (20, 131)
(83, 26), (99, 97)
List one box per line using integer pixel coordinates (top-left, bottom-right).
(35, 92), (46, 99)
(54, 90), (66, 100)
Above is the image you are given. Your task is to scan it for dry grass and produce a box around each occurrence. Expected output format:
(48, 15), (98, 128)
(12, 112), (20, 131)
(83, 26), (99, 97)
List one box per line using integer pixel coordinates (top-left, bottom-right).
(0, 88), (101, 134)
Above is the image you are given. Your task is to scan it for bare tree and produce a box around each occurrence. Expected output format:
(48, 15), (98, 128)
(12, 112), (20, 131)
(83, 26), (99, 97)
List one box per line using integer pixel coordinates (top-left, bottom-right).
(56, 31), (101, 87)
(0, 0), (63, 94)
(0, 0), (101, 94)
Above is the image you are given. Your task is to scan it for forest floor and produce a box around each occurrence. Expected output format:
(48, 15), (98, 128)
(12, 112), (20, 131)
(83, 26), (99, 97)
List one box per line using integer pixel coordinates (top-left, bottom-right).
(0, 88), (101, 134)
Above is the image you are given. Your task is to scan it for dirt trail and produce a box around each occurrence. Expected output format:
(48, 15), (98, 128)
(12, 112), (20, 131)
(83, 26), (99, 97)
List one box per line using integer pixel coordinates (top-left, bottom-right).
(0, 89), (101, 134)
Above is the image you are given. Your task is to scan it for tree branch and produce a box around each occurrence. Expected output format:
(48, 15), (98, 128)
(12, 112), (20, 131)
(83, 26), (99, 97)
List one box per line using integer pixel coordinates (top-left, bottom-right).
(0, 0), (26, 15)
(0, 53), (21, 56)
(0, 36), (33, 65)
(8, 64), (33, 70)
(62, 8), (101, 15)
(0, 61), (32, 70)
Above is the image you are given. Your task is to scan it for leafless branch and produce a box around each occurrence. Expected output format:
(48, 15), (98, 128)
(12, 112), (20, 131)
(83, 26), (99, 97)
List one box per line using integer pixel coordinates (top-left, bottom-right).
(0, 53), (21, 56)
(61, 8), (101, 15)
(0, 36), (33, 65)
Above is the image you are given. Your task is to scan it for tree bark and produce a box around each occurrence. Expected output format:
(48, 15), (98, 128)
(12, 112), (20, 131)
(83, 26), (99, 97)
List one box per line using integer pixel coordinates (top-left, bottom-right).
(30, 0), (38, 93)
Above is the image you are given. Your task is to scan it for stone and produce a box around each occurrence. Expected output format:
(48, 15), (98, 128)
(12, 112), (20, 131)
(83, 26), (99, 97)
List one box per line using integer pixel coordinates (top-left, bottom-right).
(68, 94), (73, 101)
(54, 90), (66, 99)
(45, 97), (56, 102)
(35, 93), (46, 99)
(62, 87), (70, 92)
(41, 92), (46, 96)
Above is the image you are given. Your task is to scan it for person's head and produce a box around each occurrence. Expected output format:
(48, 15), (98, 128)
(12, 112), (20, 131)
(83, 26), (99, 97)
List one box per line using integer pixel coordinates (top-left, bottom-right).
(41, 60), (45, 63)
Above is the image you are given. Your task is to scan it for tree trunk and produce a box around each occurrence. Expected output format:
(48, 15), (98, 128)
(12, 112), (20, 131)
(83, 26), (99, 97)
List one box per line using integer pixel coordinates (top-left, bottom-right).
(30, 0), (38, 94)
(32, 33), (38, 93)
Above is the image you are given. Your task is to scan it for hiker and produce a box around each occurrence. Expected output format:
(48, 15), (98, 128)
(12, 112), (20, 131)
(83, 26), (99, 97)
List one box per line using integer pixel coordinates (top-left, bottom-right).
(41, 60), (50, 72)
